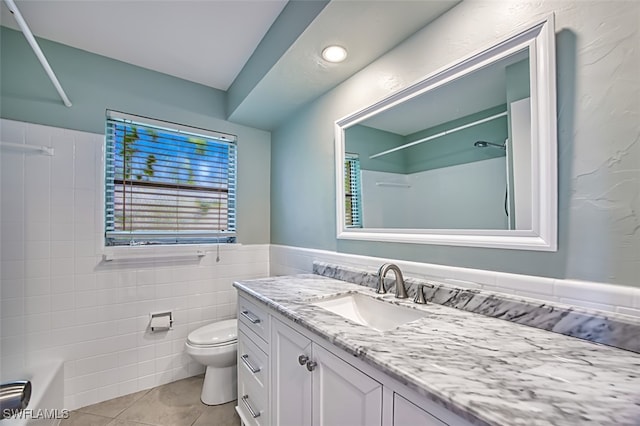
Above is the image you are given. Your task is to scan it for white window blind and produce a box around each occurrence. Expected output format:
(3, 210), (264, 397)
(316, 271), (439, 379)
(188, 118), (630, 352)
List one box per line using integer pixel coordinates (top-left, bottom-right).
(105, 111), (237, 246)
(345, 154), (362, 228)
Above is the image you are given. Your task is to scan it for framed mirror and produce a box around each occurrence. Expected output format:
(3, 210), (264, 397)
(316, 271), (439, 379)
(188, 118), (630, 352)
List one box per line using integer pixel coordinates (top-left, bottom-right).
(335, 15), (557, 251)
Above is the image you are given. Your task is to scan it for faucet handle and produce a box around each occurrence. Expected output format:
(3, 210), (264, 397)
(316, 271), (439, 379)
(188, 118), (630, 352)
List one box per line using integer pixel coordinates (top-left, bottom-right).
(413, 284), (428, 304)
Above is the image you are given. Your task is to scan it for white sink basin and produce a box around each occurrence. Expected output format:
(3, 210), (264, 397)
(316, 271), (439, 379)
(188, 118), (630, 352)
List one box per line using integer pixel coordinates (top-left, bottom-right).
(311, 293), (426, 332)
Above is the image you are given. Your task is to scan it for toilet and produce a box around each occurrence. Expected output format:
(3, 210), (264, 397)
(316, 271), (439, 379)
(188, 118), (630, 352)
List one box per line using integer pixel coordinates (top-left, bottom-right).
(184, 319), (238, 405)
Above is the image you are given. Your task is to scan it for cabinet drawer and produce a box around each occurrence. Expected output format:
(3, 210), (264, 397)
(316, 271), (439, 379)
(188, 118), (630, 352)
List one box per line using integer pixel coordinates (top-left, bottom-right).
(239, 320), (268, 354)
(238, 329), (269, 391)
(238, 295), (270, 344)
(237, 367), (269, 426)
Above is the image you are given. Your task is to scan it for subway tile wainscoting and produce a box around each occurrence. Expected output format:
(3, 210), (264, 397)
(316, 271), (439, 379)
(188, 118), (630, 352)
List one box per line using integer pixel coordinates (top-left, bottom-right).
(0, 118), (270, 410)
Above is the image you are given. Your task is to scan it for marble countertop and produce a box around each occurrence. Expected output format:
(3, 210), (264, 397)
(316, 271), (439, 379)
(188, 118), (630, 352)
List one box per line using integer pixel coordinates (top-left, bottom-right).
(234, 274), (640, 426)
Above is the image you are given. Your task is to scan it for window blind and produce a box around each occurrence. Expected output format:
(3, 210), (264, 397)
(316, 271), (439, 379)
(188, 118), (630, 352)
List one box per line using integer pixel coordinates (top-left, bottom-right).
(105, 111), (237, 246)
(345, 154), (362, 228)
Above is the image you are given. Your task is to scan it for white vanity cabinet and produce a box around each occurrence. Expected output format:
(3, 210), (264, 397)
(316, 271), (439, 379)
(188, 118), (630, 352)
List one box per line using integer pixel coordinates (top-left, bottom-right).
(236, 293), (474, 426)
(271, 317), (383, 426)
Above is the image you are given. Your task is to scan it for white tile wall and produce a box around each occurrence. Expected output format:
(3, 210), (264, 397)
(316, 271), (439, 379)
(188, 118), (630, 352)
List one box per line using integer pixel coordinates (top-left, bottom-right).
(269, 245), (640, 319)
(0, 119), (270, 410)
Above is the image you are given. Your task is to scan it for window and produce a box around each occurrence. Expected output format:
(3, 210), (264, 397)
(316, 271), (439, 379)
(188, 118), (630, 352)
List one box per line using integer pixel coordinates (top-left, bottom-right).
(105, 111), (237, 246)
(344, 154), (362, 228)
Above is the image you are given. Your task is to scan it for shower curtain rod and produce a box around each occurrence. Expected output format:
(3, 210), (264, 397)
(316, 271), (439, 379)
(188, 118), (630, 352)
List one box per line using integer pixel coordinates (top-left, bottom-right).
(3, 0), (72, 107)
(0, 141), (54, 156)
(369, 111), (507, 159)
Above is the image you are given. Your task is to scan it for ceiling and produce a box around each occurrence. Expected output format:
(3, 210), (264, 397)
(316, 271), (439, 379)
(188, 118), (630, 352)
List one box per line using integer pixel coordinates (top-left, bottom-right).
(0, 0), (288, 91)
(1, 0), (461, 130)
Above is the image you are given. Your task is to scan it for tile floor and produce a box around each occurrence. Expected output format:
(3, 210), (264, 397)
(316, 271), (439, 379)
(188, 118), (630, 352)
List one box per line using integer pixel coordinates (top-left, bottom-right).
(61, 376), (240, 426)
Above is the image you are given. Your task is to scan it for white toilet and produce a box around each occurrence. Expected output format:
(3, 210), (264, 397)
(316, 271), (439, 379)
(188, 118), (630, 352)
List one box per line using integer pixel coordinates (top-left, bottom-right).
(184, 319), (238, 405)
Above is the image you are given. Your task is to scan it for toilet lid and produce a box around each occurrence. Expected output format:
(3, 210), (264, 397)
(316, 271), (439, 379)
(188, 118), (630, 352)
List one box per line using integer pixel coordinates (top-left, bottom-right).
(187, 319), (237, 347)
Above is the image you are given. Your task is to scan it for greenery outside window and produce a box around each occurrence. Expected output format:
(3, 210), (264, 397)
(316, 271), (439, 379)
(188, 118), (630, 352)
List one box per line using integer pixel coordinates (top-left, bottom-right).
(345, 153), (362, 228)
(105, 111), (237, 246)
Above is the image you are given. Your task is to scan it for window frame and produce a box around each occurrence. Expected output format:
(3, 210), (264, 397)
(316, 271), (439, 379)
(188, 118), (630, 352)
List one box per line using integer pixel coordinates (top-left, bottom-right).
(344, 153), (362, 228)
(104, 110), (238, 247)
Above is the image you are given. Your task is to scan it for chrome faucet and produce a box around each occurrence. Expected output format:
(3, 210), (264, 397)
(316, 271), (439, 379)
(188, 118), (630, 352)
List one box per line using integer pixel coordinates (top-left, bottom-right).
(376, 263), (408, 299)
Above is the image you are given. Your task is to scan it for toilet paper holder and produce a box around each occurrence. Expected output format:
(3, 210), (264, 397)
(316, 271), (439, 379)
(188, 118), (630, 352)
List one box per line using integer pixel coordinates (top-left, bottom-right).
(149, 311), (173, 332)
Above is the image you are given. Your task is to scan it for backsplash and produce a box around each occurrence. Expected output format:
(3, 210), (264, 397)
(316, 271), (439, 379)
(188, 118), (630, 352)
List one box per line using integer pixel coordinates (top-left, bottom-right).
(0, 119), (270, 410)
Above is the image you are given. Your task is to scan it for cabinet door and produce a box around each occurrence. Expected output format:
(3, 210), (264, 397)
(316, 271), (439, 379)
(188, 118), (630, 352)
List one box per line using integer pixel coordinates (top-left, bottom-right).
(271, 319), (312, 426)
(394, 393), (447, 426)
(312, 344), (382, 426)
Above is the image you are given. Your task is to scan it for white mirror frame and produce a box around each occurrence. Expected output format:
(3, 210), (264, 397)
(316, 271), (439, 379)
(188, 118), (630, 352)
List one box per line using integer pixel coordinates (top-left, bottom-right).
(335, 15), (557, 251)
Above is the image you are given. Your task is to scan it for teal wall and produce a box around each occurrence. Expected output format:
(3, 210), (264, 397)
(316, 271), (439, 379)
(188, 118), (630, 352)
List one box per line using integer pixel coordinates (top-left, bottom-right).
(403, 105), (507, 174)
(270, 98), (336, 250)
(227, 0), (329, 118)
(506, 59), (531, 105)
(2, 1), (638, 287)
(0, 26), (270, 244)
(270, 1), (640, 287)
(346, 105), (507, 175)
(345, 125), (405, 173)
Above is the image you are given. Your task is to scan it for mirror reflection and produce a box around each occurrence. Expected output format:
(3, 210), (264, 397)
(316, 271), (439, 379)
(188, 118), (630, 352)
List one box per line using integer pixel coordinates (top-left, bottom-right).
(344, 48), (532, 231)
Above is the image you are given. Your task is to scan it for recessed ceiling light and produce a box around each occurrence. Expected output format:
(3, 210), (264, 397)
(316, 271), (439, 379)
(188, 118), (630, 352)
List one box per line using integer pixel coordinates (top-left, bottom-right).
(322, 45), (347, 63)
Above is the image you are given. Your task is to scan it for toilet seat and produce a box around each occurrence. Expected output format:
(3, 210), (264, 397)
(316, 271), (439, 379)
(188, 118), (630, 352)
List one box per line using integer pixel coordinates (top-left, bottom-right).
(187, 319), (237, 348)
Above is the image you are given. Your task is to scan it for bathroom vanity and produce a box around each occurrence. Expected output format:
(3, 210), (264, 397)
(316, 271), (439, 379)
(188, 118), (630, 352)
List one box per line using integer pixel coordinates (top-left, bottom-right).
(235, 282), (469, 426)
(233, 274), (640, 426)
